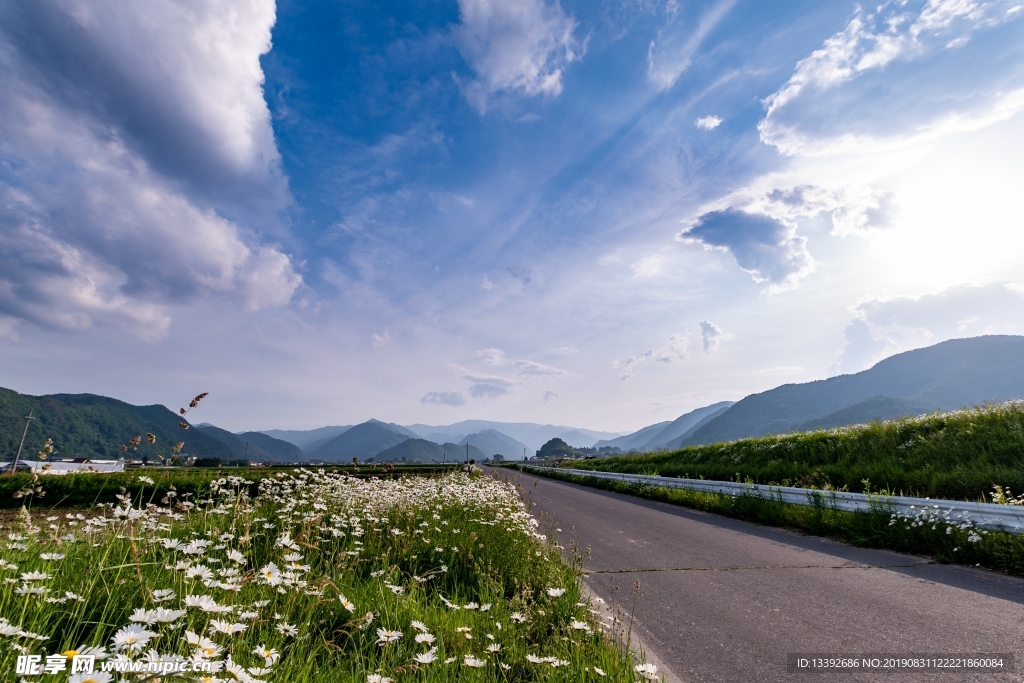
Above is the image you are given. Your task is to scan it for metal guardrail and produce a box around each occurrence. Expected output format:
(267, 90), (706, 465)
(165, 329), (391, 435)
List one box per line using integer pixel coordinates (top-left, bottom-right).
(523, 466), (1024, 534)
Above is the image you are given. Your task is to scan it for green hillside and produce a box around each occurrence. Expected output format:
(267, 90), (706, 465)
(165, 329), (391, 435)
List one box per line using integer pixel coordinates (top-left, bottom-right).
(684, 335), (1024, 445)
(0, 387), (233, 461)
(566, 401), (1024, 501)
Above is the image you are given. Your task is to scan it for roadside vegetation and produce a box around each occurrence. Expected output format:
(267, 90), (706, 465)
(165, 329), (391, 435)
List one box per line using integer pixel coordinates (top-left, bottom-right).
(565, 401), (1024, 502)
(530, 468), (1024, 577)
(0, 469), (638, 682)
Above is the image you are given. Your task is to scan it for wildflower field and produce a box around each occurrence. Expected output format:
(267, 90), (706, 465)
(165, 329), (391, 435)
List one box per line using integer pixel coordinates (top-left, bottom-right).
(566, 401), (1024, 501)
(0, 470), (636, 682)
(0, 465), (454, 510)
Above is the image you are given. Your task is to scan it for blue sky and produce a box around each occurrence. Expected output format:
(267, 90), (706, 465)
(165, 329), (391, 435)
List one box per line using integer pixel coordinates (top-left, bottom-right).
(1, 0), (1023, 432)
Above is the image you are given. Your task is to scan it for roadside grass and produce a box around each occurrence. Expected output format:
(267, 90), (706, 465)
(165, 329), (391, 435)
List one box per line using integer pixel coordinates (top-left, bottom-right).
(0, 465), (458, 510)
(566, 401), (1024, 502)
(0, 470), (637, 682)
(528, 468), (1024, 578)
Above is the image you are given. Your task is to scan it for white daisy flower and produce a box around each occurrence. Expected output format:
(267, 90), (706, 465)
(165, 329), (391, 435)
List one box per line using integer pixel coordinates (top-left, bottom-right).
(208, 620), (247, 636)
(414, 648), (438, 664)
(464, 655), (486, 668)
(276, 622), (298, 637)
(414, 633), (435, 645)
(110, 624), (155, 653)
(252, 644), (279, 666)
(546, 588), (565, 597)
(635, 663), (659, 680)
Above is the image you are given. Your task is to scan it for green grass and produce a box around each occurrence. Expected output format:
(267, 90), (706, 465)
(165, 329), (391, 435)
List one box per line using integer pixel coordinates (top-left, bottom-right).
(0, 470), (636, 682)
(0, 465), (459, 510)
(528, 468), (1024, 577)
(565, 401), (1024, 501)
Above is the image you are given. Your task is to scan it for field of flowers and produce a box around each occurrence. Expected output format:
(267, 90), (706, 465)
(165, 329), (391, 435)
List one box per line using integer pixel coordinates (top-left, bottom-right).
(0, 465), (456, 510)
(0, 470), (638, 682)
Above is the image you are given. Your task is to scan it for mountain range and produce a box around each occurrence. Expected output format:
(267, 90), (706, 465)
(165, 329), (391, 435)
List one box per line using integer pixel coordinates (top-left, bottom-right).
(6, 335), (1024, 463)
(603, 334), (1024, 452)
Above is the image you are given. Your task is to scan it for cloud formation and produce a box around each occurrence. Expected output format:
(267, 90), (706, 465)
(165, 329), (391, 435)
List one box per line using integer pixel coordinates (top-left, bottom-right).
(543, 390), (560, 403)
(453, 0), (582, 113)
(0, 0), (299, 339)
(647, 0), (737, 90)
(421, 391), (467, 406)
(695, 115), (723, 130)
(759, 0), (1024, 156)
(680, 209), (815, 291)
(834, 282), (1024, 372)
(475, 348), (567, 376)
(759, 185), (900, 238)
(699, 320), (734, 353)
(612, 333), (690, 380)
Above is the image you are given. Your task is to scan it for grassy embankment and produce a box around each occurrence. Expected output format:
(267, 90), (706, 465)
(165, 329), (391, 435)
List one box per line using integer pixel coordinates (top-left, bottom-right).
(529, 402), (1024, 577)
(0, 470), (639, 682)
(569, 402), (1024, 501)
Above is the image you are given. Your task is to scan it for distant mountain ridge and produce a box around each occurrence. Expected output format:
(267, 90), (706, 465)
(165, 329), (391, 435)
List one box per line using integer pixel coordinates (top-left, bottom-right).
(310, 419), (418, 462)
(404, 420), (623, 451)
(196, 425), (306, 463)
(372, 439), (485, 463)
(260, 425), (352, 450)
(683, 335), (1024, 446)
(596, 401), (736, 452)
(458, 430), (529, 459)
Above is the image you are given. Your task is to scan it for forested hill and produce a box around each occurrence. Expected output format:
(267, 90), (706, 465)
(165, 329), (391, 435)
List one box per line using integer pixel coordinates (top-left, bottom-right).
(0, 387), (233, 461)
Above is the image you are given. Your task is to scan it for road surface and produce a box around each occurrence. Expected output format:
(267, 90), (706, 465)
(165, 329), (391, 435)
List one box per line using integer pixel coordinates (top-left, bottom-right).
(492, 467), (1024, 682)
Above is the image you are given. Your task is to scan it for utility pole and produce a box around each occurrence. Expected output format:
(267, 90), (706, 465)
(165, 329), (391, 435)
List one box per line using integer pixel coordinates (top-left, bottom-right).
(523, 447), (527, 462)
(465, 443), (469, 464)
(11, 409), (34, 474)
(244, 441), (249, 462)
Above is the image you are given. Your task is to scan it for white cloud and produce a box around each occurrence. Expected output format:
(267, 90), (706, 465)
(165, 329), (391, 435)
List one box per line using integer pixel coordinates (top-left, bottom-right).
(695, 115), (722, 130)
(421, 390), (467, 406)
(699, 320), (734, 353)
(480, 275), (495, 290)
(0, 0), (299, 339)
(513, 359), (567, 376)
(372, 329), (390, 348)
(759, 0), (1024, 157)
(631, 253), (665, 278)
(647, 0), (737, 90)
(465, 375), (515, 399)
(474, 348), (566, 375)
(453, 0), (582, 113)
(476, 348), (508, 365)
(543, 390), (560, 403)
(754, 185), (900, 238)
(548, 346), (579, 355)
(834, 282), (1024, 372)
(612, 333), (690, 380)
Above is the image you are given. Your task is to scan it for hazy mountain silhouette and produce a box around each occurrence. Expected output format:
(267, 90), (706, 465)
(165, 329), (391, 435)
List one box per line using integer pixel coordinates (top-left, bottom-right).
(310, 419), (419, 461)
(372, 439), (485, 463)
(458, 429), (529, 459)
(196, 425), (306, 462)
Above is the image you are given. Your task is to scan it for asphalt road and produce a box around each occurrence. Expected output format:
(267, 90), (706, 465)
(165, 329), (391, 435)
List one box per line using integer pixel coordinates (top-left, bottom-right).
(491, 467), (1024, 683)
